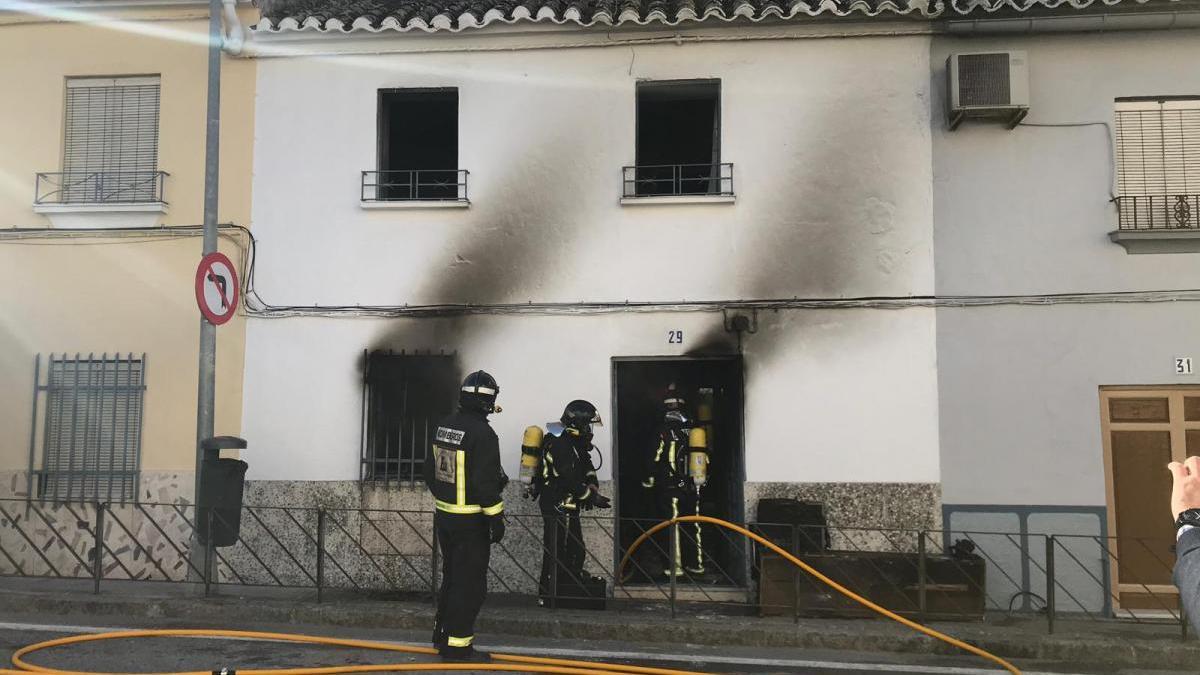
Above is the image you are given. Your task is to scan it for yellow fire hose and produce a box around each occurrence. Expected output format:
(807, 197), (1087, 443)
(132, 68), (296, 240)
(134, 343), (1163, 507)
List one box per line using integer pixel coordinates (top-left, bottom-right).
(619, 516), (1020, 675)
(5, 629), (704, 675)
(2, 515), (1021, 675)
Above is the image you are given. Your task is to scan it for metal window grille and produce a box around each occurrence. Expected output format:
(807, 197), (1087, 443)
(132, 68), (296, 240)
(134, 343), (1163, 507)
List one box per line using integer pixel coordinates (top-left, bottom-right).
(1115, 98), (1200, 229)
(27, 354), (146, 504)
(360, 351), (457, 485)
(61, 76), (161, 203)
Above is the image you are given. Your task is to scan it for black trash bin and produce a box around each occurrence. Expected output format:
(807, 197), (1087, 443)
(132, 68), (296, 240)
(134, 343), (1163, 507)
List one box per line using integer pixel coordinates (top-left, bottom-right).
(197, 436), (248, 548)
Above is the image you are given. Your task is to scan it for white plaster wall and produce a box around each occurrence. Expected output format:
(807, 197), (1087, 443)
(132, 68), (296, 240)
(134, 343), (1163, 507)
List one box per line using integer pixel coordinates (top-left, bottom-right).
(243, 309), (940, 484)
(937, 302), (1200, 506)
(932, 30), (1200, 296)
(250, 35), (934, 307)
(244, 34), (939, 487)
(932, 30), (1200, 507)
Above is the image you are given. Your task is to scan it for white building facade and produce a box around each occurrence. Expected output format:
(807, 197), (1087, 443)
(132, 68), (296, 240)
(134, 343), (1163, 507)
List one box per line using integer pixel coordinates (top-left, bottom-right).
(238, 0), (1200, 602)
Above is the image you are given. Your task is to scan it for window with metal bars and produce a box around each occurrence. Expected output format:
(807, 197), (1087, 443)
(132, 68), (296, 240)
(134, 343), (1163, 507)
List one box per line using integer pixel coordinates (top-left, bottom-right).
(28, 354), (146, 504)
(369, 88), (464, 202)
(60, 76), (162, 204)
(360, 351), (458, 485)
(631, 80), (728, 197)
(1114, 97), (1200, 230)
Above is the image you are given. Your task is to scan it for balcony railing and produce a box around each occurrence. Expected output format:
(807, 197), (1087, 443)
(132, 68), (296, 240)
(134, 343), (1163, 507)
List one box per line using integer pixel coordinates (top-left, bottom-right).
(622, 163), (734, 198)
(361, 170), (469, 203)
(1114, 194), (1200, 230)
(35, 171), (168, 206)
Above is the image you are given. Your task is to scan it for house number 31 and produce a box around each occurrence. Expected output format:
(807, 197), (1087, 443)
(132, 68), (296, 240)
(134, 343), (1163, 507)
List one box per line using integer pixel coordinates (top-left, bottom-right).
(668, 330), (684, 344)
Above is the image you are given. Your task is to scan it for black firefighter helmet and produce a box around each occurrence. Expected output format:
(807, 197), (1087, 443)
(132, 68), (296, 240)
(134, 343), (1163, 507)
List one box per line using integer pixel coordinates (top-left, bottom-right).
(460, 370), (500, 414)
(662, 383), (686, 411)
(561, 399), (603, 432)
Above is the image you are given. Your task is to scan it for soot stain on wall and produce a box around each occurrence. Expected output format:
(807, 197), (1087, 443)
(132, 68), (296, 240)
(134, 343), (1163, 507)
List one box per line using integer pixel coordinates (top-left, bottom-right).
(360, 49), (916, 391)
(365, 107), (582, 376)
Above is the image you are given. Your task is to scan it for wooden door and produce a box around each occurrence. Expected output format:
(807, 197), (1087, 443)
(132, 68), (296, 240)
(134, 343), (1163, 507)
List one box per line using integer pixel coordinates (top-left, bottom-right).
(1101, 388), (1200, 611)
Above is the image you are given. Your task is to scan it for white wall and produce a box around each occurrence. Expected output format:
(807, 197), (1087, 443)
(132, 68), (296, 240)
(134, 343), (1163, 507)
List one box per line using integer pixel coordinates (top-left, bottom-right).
(932, 30), (1200, 506)
(250, 35), (934, 307)
(244, 33), (940, 487)
(243, 309), (941, 484)
(937, 303), (1200, 506)
(933, 30), (1200, 296)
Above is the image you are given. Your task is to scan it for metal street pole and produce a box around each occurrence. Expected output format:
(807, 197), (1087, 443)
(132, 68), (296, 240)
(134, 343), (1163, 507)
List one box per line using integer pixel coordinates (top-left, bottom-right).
(191, 0), (222, 581)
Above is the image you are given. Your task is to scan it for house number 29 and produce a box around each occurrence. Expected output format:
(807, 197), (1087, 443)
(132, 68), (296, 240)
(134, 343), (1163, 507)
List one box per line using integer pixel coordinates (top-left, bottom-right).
(668, 330), (684, 344)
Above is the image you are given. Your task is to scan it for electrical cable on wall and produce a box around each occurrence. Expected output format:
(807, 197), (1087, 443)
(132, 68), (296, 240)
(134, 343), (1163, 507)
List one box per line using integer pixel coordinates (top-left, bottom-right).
(1017, 120), (1117, 200)
(7, 225), (1200, 319)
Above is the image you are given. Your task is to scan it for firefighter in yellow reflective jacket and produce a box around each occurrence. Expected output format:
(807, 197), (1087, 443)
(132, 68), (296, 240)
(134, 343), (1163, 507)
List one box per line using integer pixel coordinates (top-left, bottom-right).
(642, 385), (709, 577)
(423, 370), (506, 664)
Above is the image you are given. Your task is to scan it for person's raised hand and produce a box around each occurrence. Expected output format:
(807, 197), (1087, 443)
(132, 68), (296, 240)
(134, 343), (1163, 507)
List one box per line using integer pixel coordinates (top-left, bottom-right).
(1167, 456), (1200, 522)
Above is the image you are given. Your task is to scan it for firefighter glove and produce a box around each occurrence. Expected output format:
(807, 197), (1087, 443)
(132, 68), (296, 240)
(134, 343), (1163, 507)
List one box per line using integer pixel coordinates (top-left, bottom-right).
(589, 491), (611, 510)
(488, 515), (506, 544)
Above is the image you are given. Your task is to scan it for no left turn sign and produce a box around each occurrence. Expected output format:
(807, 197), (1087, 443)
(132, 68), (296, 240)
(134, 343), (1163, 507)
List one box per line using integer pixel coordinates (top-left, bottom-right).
(195, 251), (240, 325)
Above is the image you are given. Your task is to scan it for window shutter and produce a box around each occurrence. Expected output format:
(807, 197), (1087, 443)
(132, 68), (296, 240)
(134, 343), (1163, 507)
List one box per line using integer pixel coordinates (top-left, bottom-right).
(1116, 99), (1200, 197)
(63, 76), (161, 202)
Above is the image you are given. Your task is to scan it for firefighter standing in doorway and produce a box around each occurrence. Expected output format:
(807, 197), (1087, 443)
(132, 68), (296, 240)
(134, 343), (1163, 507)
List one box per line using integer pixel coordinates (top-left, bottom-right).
(642, 384), (710, 577)
(523, 400), (611, 603)
(424, 370), (507, 664)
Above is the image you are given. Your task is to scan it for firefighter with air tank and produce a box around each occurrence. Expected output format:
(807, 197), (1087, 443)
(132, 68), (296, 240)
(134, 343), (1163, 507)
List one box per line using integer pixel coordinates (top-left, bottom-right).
(642, 384), (711, 577)
(518, 400), (611, 605)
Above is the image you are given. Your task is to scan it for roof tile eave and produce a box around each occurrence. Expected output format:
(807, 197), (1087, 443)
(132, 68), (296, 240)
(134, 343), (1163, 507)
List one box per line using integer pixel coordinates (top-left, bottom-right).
(253, 0), (1185, 33)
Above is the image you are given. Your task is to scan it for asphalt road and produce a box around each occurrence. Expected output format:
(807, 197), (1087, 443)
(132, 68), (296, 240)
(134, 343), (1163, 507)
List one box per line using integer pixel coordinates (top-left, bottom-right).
(0, 620), (1190, 675)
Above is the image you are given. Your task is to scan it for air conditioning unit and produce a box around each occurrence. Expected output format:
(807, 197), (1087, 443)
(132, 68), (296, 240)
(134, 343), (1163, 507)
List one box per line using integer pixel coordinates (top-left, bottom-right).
(947, 51), (1029, 131)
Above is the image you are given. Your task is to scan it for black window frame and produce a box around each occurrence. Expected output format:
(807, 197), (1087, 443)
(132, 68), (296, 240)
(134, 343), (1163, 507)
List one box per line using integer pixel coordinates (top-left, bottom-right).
(372, 87), (463, 202)
(631, 79), (727, 198)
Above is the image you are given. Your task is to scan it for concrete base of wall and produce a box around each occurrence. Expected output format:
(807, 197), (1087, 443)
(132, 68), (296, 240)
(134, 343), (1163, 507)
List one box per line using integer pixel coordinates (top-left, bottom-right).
(235, 479), (942, 593)
(0, 475), (941, 593)
(244, 479), (942, 528)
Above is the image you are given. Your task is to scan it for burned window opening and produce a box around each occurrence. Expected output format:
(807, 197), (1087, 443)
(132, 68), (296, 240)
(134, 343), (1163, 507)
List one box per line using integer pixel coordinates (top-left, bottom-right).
(374, 89), (461, 202)
(361, 351), (458, 485)
(633, 80), (726, 197)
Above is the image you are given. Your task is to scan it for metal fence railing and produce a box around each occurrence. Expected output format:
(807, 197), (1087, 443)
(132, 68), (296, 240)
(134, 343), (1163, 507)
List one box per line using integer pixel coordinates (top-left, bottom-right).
(360, 170), (469, 203)
(35, 171), (168, 205)
(622, 163), (734, 199)
(0, 498), (1186, 638)
(1114, 194), (1200, 230)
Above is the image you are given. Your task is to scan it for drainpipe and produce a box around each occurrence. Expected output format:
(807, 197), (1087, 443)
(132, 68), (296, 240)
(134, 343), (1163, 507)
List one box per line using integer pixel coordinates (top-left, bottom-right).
(220, 0), (245, 55)
(944, 11), (1200, 34)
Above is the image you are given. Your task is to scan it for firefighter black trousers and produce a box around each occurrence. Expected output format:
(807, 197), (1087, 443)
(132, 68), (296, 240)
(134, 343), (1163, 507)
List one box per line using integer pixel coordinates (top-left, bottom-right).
(539, 509), (585, 595)
(434, 511), (491, 647)
(653, 489), (704, 574)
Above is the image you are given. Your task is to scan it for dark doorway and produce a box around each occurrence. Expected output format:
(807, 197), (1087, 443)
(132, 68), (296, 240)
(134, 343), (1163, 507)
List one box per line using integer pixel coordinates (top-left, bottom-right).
(612, 356), (746, 585)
